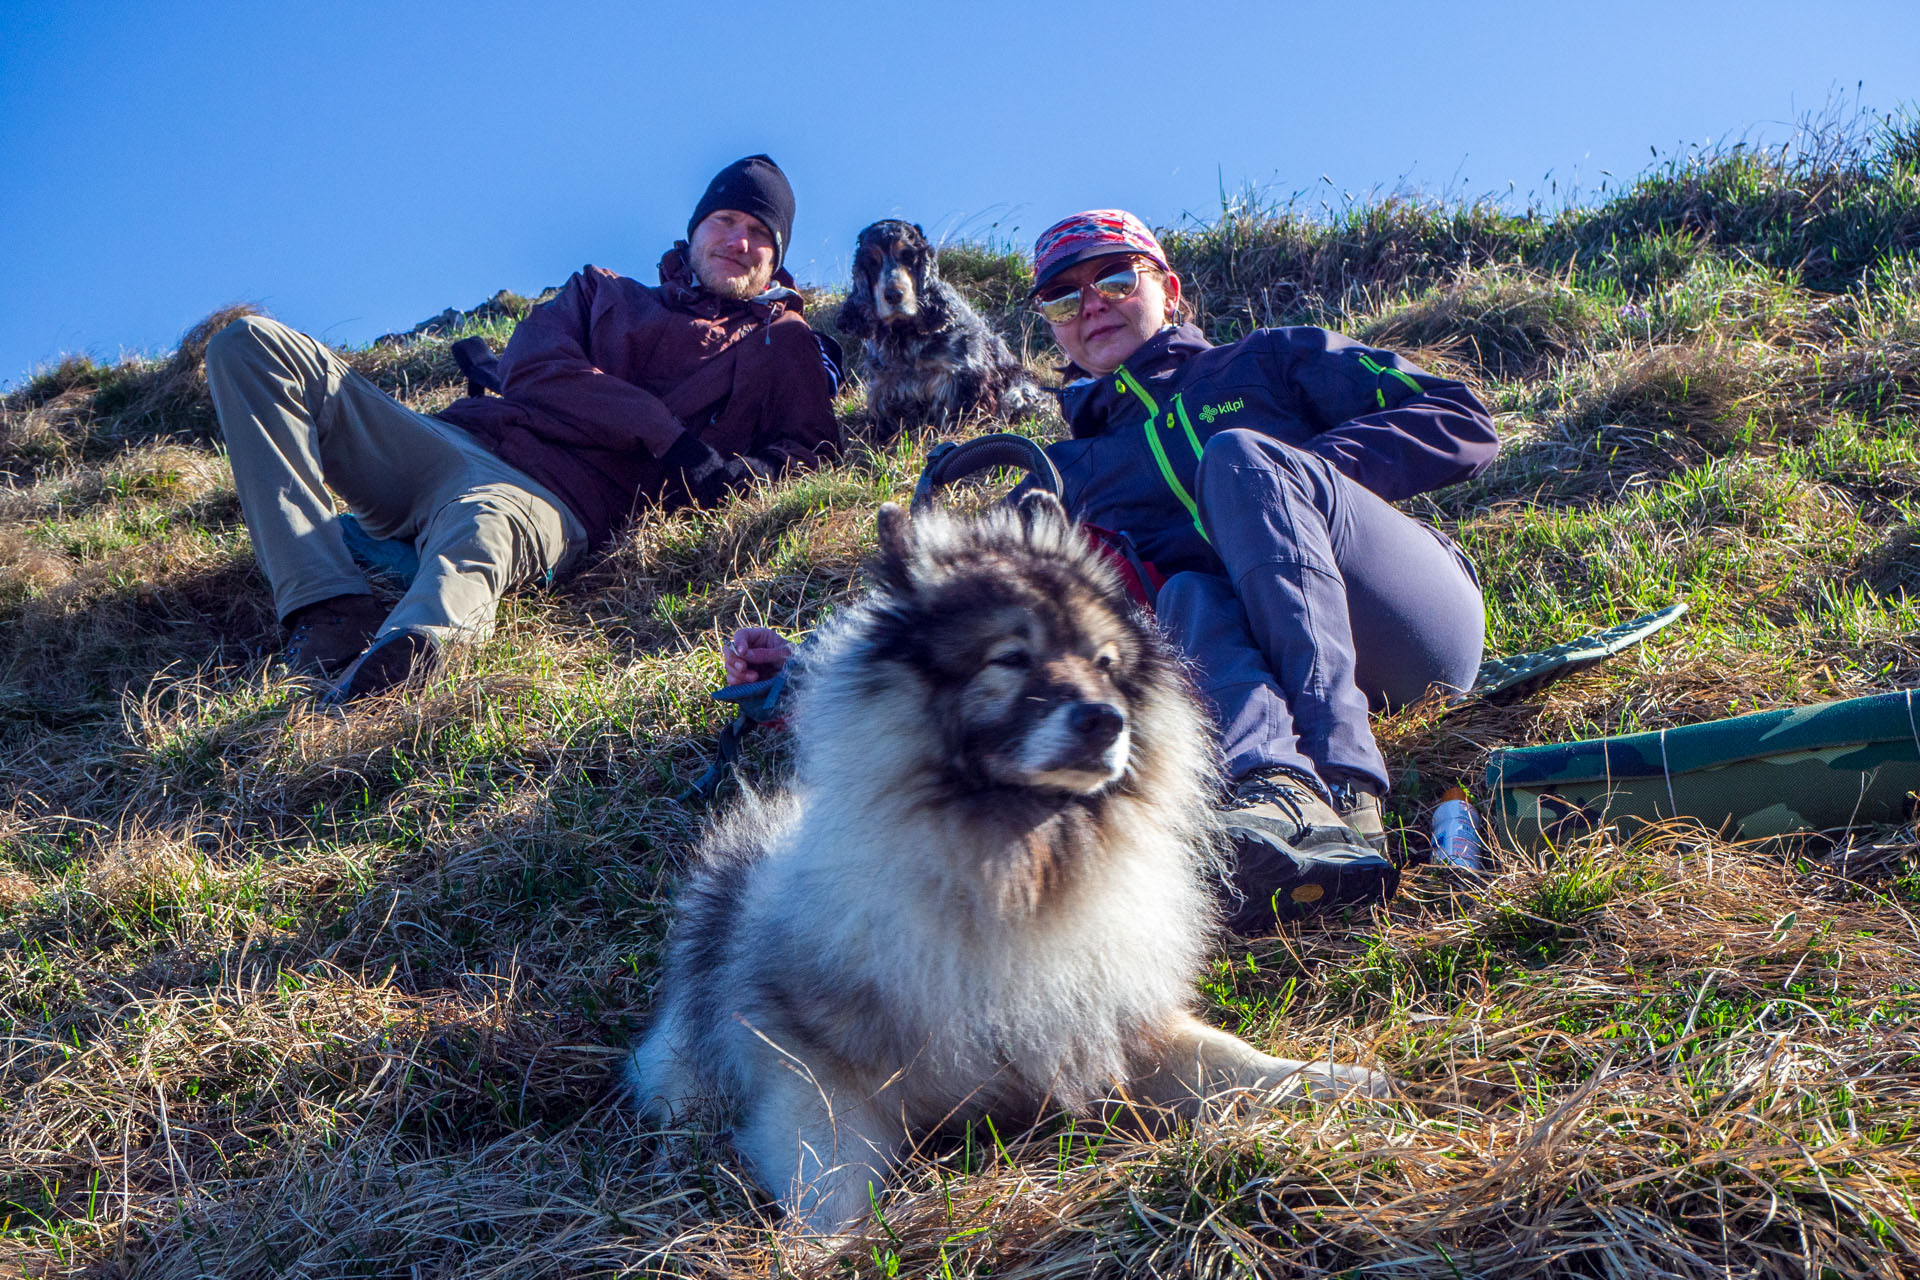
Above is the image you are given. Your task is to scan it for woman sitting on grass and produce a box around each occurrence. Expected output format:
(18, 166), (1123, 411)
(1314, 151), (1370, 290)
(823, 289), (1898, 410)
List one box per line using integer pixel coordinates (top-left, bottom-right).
(726, 209), (1498, 932)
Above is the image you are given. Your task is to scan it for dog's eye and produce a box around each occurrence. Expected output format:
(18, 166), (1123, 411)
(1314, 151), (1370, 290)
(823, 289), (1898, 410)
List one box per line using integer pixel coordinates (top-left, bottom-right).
(1094, 649), (1118, 672)
(987, 649), (1031, 669)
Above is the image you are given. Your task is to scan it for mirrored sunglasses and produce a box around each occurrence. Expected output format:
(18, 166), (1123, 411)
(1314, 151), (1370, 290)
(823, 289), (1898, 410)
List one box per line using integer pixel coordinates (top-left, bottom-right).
(1030, 261), (1143, 324)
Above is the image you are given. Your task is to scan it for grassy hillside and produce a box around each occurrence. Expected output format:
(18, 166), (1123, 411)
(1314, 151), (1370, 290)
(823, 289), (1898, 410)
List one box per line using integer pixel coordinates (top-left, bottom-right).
(4, 112), (1920, 1277)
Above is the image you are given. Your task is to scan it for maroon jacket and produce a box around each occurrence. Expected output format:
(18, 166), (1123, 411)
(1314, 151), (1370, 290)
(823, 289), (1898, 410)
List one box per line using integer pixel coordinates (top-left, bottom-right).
(436, 246), (842, 548)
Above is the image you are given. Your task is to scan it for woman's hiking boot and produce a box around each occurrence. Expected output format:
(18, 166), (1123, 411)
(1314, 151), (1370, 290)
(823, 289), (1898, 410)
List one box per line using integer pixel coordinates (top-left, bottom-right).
(319, 627), (444, 708)
(282, 593), (387, 678)
(1218, 766), (1399, 931)
(1328, 777), (1387, 853)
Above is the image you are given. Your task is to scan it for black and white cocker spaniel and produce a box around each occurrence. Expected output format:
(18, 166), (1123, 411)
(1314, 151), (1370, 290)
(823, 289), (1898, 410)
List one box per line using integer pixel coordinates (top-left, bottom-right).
(837, 220), (1049, 437)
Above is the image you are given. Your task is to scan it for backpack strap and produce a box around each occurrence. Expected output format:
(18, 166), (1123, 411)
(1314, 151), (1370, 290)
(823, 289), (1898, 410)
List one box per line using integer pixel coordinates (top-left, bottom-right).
(450, 337), (503, 397)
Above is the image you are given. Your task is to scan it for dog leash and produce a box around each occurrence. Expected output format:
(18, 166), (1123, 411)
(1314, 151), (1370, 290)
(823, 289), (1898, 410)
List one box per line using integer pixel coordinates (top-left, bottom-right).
(680, 661), (799, 801)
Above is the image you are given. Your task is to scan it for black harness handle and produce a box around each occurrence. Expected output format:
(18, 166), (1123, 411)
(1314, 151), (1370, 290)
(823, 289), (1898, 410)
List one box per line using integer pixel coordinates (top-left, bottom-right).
(912, 433), (1063, 513)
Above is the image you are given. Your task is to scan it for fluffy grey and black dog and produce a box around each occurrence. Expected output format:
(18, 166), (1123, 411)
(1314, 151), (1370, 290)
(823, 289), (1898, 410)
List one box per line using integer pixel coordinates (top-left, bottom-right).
(628, 493), (1389, 1238)
(836, 219), (1050, 437)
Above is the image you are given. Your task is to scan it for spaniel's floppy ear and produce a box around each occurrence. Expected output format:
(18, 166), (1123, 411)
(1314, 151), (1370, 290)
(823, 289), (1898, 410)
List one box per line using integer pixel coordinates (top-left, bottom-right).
(915, 269), (953, 330)
(920, 231), (946, 285)
(871, 502), (915, 592)
(836, 267), (877, 339)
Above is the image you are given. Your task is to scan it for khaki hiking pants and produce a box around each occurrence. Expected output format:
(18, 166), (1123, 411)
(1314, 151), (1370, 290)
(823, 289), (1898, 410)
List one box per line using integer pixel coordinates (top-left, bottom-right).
(205, 315), (586, 646)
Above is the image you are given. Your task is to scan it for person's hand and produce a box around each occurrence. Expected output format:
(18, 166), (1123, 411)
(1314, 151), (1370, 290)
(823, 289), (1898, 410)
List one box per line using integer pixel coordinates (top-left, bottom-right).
(724, 626), (794, 684)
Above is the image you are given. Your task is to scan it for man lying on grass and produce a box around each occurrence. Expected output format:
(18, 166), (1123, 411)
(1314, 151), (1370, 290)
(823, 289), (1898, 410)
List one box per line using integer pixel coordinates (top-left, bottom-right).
(206, 154), (843, 706)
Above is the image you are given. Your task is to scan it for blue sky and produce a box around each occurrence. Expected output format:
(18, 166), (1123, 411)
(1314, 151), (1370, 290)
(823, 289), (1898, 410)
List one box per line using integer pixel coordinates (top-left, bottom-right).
(2, 0), (1915, 388)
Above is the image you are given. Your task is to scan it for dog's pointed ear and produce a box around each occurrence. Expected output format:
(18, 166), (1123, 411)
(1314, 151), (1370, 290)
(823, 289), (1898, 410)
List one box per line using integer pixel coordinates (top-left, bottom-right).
(913, 223), (926, 241)
(873, 502), (914, 590)
(1014, 488), (1068, 536)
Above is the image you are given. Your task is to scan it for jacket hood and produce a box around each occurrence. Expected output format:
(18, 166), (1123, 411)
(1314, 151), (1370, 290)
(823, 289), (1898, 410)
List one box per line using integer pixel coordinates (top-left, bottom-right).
(1056, 322), (1211, 381)
(659, 243), (801, 318)
(1055, 323), (1213, 435)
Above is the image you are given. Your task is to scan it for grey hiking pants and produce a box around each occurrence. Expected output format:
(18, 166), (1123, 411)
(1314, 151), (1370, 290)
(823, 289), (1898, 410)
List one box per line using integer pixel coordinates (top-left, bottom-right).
(205, 315), (586, 644)
(1154, 429), (1484, 793)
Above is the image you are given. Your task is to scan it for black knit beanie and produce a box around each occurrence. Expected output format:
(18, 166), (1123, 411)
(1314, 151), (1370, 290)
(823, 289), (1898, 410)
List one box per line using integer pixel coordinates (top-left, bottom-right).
(687, 154), (795, 270)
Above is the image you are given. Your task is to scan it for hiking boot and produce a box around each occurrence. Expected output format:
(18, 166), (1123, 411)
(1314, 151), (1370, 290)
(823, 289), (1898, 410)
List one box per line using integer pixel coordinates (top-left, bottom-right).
(318, 627), (444, 708)
(1218, 767), (1400, 932)
(1328, 777), (1387, 854)
(282, 593), (387, 678)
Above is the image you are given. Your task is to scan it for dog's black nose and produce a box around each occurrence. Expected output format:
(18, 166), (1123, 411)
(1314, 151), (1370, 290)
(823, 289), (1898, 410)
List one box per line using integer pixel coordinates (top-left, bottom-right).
(883, 286), (904, 305)
(1067, 702), (1125, 749)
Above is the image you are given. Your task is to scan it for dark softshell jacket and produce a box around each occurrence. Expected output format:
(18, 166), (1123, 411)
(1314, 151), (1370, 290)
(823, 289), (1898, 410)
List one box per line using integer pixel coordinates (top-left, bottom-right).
(1045, 323), (1498, 575)
(436, 246), (843, 548)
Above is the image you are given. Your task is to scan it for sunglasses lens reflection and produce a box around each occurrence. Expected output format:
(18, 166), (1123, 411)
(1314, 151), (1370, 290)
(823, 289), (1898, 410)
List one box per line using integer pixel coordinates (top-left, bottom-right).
(1090, 264), (1139, 300)
(1032, 262), (1143, 324)
(1034, 294), (1080, 323)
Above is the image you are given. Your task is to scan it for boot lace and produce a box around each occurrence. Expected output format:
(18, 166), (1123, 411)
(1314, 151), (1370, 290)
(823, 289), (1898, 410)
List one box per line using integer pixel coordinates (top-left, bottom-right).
(1224, 768), (1322, 822)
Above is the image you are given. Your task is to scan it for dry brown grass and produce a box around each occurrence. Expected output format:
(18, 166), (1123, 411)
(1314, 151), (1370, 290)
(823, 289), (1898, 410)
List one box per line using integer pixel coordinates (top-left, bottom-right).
(6, 157), (1920, 1275)
(1357, 267), (1609, 380)
(0, 305), (261, 482)
(14, 817), (1917, 1278)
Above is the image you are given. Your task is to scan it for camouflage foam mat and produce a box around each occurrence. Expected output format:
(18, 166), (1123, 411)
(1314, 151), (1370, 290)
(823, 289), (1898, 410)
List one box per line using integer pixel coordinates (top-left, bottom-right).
(1488, 688), (1920, 846)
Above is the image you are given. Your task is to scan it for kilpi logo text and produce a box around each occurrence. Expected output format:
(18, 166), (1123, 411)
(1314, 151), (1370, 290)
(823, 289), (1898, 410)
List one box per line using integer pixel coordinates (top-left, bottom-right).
(1197, 398), (1244, 424)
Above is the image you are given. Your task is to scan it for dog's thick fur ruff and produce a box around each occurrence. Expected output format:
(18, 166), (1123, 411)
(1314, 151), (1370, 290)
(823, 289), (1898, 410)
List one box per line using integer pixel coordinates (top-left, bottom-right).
(629, 494), (1388, 1235)
(836, 220), (1050, 437)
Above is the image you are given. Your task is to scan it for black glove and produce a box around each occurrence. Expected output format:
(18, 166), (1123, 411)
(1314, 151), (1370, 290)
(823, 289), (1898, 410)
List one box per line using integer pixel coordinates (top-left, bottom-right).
(663, 430), (753, 507)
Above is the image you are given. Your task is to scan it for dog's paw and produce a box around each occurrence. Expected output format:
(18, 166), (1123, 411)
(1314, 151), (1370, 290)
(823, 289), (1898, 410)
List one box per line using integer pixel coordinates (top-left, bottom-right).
(1313, 1061), (1393, 1100)
(1256, 1057), (1393, 1103)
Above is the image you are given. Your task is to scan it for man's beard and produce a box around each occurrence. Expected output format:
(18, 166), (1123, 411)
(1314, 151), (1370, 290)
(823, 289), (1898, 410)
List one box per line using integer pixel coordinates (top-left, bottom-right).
(694, 248), (773, 300)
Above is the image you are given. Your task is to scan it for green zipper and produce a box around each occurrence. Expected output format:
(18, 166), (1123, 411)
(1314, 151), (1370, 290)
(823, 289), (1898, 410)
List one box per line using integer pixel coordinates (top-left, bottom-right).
(1357, 353), (1423, 408)
(1114, 366), (1209, 543)
(1171, 393), (1207, 462)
